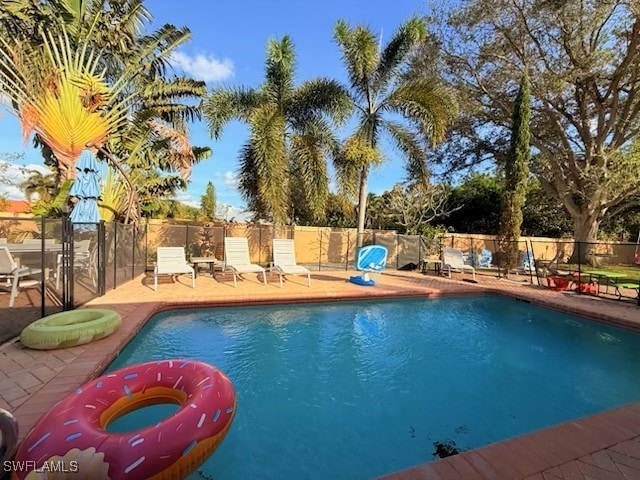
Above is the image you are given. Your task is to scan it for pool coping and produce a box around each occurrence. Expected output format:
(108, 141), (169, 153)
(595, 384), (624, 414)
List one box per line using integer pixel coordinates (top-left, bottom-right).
(6, 272), (640, 479)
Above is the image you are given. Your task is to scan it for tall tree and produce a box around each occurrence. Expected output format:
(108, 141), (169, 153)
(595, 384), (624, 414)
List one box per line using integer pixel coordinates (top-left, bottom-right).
(200, 181), (216, 222)
(496, 70), (531, 270)
(0, 1), (210, 223)
(333, 17), (457, 246)
(426, 0), (640, 261)
(0, 27), (132, 179)
(203, 36), (351, 225)
(19, 169), (57, 202)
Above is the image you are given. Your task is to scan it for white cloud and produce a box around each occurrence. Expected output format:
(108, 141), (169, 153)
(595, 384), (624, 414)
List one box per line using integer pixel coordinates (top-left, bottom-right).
(172, 51), (234, 83)
(0, 94), (11, 111)
(223, 171), (237, 189)
(216, 203), (252, 222)
(0, 161), (51, 199)
(172, 191), (200, 209)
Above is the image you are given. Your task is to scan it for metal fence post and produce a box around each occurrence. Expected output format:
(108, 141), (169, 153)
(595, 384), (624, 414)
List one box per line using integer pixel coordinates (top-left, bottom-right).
(528, 239), (537, 285)
(577, 241), (582, 295)
(113, 223), (117, 289)
(345, 231), (350, 271)
(132, 225), (136, 280)
(396, 234), (399, 270)
(145, 222), (149, 272)
(259, 225), (262, 265)
(98, 221), (106, 296)
(40, 217), (45, 318)
(318, 229), (323, 272)
(494, 238), (501, 279)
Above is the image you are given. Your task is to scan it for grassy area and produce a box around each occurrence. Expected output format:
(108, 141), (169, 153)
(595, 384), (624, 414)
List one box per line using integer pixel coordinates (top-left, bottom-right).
(569, 264), (640, 280)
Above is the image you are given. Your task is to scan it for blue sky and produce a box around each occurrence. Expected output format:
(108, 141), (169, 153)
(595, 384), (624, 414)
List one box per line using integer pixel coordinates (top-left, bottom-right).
(0, 0), (429, 214)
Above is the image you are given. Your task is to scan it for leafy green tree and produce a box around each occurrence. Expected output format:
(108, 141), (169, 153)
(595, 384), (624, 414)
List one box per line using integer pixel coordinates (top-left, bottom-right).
(200, 181), (217, 222)
(425, 0), (640, 260)
(333, 17), (457, 246)
(324, 194), (357, 228)
(521, 179), (572, 238)
(438, 173), (572, 237)
(364, 193), (391, 231)
(204, 36), (351, 225)
(496, 71), (530, 270)
(19, 169), (57, 202)
(443, 173), (504, 234)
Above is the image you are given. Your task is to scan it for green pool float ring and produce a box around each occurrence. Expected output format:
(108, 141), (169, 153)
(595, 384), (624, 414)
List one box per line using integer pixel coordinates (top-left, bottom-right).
(20, 309), (122, 350)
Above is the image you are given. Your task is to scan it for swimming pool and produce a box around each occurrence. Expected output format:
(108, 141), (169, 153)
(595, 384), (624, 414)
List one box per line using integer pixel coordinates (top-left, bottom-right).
(106, 296), (640, 479)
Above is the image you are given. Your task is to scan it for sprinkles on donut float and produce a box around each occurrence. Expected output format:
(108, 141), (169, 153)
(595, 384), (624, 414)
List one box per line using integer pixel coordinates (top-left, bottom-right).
(14, 359), (236, 480)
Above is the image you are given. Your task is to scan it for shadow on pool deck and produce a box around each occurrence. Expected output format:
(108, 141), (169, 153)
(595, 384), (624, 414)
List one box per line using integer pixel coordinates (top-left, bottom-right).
(1, 269), (639, 480)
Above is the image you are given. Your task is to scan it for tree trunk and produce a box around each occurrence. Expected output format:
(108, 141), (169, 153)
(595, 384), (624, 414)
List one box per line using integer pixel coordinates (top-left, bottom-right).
(355, 165), (370, 249)
(567, 214), (602, 265)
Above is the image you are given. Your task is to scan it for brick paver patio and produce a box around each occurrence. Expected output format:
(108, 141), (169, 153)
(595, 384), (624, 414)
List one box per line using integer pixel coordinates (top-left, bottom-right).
(2, 269), (640, 479)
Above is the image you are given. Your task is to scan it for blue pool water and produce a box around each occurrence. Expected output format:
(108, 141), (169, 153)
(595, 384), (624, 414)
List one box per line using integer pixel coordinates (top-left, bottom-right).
(106, 296), (640, 479)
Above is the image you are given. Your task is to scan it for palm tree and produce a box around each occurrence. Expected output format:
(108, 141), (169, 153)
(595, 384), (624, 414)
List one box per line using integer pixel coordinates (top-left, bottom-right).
(19, 170), (57, 202)
(203, 36), (352, 225)
(0, 28), (132, 180)
(333, 17), (457, 245)
(1, 1), (210, 223)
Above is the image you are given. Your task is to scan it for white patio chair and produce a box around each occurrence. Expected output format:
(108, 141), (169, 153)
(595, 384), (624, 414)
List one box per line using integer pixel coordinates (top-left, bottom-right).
(55, 239), (92, 290)
(153, 247), (195, 291)
(0, 246), (42, 307)
(224, 237), (266, 287)
(442, 248), (476, 281)
(271, 239), (310, 287)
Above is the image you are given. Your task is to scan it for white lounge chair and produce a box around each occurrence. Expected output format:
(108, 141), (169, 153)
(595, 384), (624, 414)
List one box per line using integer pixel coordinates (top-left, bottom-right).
(0, 246), (42, 307)
(153, 247), (195, 291)
(224, 237), (266, 287)
(442, 248), (476, 281)
(271, 239), (310, 287)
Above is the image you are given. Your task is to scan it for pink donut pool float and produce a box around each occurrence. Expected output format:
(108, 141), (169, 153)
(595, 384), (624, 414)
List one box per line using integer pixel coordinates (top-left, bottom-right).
(14, 359), (236, 480)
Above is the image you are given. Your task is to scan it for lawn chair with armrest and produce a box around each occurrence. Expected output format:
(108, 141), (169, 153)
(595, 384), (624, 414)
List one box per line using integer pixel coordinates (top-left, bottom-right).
(442, 248), (476, 280)
(0, 246), (42, 307)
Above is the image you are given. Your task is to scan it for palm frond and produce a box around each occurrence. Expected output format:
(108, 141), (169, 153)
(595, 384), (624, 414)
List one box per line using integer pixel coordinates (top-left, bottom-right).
(203, 87), (261, 138)
(143, 77), (206, 101)
(289, 78), (353, 127)
(263, 35), (295, 105)
(373, 16), (427, 94)
(383, 78), (457, 144)
(133, 24), (191, 78)
(236, 142), (270, 219)
(99, 167), (130, 222)
(248, 104), (289, 224)
(384, 120), (430, 183)
(192, 146), (212, 162)
(289, 132), (330, 221)
(333, 20), (378, 96)
(148, 120), (198, 179)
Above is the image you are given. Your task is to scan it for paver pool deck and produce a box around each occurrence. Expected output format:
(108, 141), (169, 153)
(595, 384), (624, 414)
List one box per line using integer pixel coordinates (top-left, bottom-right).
(2, 270), (640, 480)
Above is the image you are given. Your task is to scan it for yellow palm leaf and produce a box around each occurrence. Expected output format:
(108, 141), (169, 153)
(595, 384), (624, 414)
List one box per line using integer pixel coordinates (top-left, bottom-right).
(0, 28), (132, 178)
